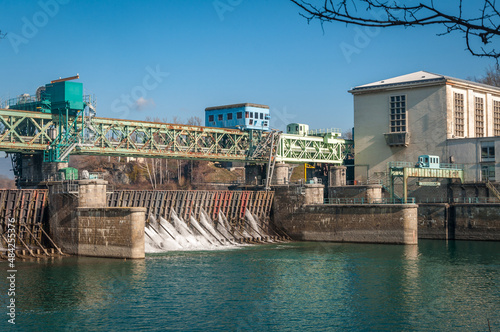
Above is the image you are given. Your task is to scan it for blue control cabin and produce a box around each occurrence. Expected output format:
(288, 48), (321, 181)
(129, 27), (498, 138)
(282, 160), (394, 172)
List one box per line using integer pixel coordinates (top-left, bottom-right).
(205, 103), (270, 130)
(416, 155), (440, 168)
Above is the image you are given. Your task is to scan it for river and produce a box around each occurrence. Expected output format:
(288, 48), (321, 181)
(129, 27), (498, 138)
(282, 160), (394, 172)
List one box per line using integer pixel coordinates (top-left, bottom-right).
(1, 240), (499, 331)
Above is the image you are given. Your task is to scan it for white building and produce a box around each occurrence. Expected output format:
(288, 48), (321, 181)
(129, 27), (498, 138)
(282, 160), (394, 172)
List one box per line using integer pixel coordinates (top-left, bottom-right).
(350, 71), (500, 183)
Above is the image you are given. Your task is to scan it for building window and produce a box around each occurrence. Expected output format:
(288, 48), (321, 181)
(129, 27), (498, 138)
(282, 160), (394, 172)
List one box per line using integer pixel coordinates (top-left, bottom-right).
(260, 113), (263, 119)
(208, 115), (214, 122)
(475, 97), (484, 137)
(494, 100), (500, 136)
(245, 112), (249, 119)
(237, 112), (242, 119)
(454, 93), (465, 137)
(390, 95), (406, 132)
(218, 114), (223, 121)
(227, 113), (233, 120)
(250, 112), (254, 118)
(481, 142), (495, 162)
(249, 119), (253, 125)
(482, 165), (496, 181)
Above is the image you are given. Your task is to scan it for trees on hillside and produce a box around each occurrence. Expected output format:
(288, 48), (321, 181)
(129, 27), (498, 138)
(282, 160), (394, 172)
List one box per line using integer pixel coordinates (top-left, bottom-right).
(290, 0), (500, 60)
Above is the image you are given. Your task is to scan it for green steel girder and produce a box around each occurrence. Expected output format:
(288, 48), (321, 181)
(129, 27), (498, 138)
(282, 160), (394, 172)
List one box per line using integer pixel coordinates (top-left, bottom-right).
(276, 134), (345, 164)
(388, 165), (464, 203)
(0, 109), (55, 152)
(0, 108), (347, 164)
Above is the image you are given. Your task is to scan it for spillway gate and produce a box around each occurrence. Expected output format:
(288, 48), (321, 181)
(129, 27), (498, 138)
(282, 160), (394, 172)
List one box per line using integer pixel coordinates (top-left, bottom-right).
(108, 190), (274, 226)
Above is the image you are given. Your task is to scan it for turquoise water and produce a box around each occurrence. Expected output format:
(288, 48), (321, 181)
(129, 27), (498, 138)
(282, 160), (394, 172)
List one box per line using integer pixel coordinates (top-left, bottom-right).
(1, 240), (499, 331)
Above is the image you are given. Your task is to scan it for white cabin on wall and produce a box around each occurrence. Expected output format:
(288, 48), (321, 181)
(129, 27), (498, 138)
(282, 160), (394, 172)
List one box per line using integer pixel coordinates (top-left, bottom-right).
(350, 71), (500, 183)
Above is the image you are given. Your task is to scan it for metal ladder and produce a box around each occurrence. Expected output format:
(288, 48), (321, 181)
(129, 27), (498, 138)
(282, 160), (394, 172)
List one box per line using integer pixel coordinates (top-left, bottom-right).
(486, 180), (500, 201)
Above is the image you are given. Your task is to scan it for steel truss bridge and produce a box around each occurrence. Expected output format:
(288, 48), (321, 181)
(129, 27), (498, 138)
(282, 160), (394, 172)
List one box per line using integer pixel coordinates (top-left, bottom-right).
(0, 108), (351, 185)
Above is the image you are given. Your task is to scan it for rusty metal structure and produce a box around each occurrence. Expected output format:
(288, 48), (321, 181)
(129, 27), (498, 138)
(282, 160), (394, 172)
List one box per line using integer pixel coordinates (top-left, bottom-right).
(0, 78), (351, 188)
(0, 189), (62, 257)
(108, 190), (274, 226)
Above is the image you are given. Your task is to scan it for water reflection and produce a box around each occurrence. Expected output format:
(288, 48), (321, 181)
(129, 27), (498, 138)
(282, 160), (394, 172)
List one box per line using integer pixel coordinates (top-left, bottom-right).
(1, 241), (499, 330)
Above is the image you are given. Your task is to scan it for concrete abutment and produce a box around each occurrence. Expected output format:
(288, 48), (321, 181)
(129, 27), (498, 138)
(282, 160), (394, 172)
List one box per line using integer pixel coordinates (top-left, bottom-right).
(48, 179), (146, 259)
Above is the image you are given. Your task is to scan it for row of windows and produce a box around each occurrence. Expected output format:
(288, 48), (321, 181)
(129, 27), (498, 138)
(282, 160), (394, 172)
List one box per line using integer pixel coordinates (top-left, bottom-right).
(495, 100), (500, 136)
(208, 111), (267, 123)
(475, 97), (484, 137)
(453, 93), (500, 137)
(454, 93), (465, 137)
(390, 95), (406, 133)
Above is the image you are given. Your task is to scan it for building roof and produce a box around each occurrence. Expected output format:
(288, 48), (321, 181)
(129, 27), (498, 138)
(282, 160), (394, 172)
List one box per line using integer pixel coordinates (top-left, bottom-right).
(205, 103), (269, 111)
(349, 70), (500, 94)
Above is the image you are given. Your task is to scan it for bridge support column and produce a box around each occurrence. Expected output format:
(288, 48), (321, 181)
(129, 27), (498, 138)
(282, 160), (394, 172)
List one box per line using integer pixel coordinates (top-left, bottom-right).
(245, 164), (265, 185)
(328, 165), (347, 187)
(304, 184), (324, 204)
(273, 163), (289, 185)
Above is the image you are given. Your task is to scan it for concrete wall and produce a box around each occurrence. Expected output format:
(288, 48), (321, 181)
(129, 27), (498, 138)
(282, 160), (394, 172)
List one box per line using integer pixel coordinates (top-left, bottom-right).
(328, 185), (383, 203)
(70, 207), (146, 259)
(274, 203), (418, 245)
(417, 203), (449, 239)
(273, 185), (418, 244)
(417, 203), (500, 241)
(452, 204), (500, 241)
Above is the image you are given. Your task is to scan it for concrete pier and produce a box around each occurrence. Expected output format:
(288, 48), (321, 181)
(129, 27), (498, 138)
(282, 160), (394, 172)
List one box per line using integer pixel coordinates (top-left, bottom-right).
(48, 179), (146, 259)
(273, 184), (418, 244)
(273, 163), (289, 184)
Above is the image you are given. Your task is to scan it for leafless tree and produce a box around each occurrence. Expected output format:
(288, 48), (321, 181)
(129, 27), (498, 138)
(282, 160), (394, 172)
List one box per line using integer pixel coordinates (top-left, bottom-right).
(186, 116), (202, 126)
(477, 65), (500, 86)
(290, 0), (500, 60)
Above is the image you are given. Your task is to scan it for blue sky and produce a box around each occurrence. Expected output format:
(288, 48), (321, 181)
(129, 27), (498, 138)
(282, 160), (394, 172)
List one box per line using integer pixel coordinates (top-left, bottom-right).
(0, 0), (496, 177)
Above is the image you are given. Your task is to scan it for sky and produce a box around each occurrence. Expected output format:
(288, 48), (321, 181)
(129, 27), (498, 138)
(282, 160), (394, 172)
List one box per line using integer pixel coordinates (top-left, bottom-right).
(0, 0), (497, 177)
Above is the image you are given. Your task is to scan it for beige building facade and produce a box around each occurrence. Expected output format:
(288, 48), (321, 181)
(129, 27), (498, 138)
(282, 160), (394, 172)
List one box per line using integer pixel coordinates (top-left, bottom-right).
(350, 71), (500, 183)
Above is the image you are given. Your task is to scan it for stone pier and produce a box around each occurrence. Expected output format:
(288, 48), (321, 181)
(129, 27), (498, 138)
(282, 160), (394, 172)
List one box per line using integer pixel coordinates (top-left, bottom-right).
(48, 179), (146, 259)
(273, 184), (418, 244)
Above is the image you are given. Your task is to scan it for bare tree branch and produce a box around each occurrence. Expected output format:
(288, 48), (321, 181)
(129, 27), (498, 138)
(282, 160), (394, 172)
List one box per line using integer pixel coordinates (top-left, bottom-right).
(290, 0), (500, 60)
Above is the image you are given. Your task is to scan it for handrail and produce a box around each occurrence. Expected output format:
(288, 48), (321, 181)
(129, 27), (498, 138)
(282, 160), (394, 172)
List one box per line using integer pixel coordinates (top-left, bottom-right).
(324, 197), (416, 204)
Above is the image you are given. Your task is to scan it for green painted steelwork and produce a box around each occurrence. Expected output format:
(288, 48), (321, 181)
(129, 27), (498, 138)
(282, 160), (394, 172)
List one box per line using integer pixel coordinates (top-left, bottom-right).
(276, 133), (346, 164)
(0, 108), (348, 164)
(388, 163), (464, 203)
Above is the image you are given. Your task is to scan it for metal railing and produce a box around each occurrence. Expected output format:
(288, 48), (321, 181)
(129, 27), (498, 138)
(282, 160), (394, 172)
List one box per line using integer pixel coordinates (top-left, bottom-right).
(324, 197), (416, 205)
(388, 161), (463, 170)
(51, 182), (79, 194)
(419, 197), (500, 204)
(308, 128), (341, 136)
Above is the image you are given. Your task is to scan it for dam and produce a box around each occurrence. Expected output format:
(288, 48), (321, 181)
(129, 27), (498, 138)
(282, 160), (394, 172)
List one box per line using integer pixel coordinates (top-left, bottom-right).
(1, 77), (499, 260)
